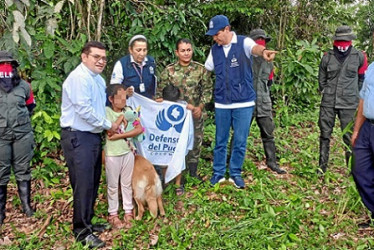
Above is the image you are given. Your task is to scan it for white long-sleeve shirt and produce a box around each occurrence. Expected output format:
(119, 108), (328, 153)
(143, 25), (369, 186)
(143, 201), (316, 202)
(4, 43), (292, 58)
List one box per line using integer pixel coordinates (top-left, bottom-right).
(60, 63), (111, 133)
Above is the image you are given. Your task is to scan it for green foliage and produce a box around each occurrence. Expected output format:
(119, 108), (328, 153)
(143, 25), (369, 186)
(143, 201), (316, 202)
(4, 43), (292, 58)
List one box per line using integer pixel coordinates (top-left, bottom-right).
(0, 1), (373, 247)
(357, 1), (374, 61)
(273, 38), (322, 125)
(0, 1), (88, 166)
(199, 0), (265, 34)
(32, 156), (66, 187)
(0, 0), (371, 165)
(103, 1), (207, 76)
(6, 109), (374, 248)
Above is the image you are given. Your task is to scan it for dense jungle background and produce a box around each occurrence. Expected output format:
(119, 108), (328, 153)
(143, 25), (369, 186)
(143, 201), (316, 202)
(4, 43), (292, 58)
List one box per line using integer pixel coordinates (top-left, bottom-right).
(1, 0), (374, 249)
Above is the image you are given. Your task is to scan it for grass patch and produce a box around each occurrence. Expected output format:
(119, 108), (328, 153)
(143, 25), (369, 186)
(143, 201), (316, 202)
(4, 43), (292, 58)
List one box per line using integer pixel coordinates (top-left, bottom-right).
(1, 108), (372, 249)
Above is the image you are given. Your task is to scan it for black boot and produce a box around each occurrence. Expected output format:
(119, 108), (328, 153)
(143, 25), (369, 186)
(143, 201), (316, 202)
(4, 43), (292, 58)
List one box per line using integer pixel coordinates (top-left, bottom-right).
(318, 139), (330, 175)
(17, 181), (35, 217)
(267, 162), (287, 174)
(263, 141), (286, 174)
(153, 165), (165, 188)
(188, 163), (204, 182)
(0, 185), (6, 225)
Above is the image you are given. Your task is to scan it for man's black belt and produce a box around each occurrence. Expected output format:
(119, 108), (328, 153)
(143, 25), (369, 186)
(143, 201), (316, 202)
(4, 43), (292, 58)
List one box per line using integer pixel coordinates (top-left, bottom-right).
(61, 127), (78, 132)
(367, 119), (374, 125)
(61, 127), (102, 135)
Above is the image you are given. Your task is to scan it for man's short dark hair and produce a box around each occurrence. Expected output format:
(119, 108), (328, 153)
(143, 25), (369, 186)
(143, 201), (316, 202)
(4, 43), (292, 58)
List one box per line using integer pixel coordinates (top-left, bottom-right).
(81, 41), (106, 54)
(176, 38), (192, 50)
(162, 84), (181, 102)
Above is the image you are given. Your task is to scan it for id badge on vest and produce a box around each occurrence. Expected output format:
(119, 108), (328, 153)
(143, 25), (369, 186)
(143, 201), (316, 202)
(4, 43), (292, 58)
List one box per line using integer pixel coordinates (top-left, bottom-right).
(230, 55), (239, 68)
(139, 83), (146, 93)
(132, 63), (146, 93)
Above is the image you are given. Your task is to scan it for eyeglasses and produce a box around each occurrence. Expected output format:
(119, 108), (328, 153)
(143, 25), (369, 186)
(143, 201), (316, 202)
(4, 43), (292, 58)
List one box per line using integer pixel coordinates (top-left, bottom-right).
(88, 54), (108, 63)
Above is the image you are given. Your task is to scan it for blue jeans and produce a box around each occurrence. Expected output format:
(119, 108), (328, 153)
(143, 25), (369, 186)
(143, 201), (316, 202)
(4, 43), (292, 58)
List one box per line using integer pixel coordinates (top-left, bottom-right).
(213, 106), (254, 177)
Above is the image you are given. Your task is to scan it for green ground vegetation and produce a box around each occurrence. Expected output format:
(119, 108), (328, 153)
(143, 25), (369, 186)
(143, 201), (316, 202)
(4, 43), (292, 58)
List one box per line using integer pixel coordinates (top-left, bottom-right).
(1, 108), (372, 249)
(1, 0), (374, 249)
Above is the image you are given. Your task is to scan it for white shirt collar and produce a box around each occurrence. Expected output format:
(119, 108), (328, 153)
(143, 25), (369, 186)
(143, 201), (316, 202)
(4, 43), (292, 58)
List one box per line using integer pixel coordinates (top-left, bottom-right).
(130, 55), (148, 67)
(220, 32), (237, 48)
(80, 63), (98, 76)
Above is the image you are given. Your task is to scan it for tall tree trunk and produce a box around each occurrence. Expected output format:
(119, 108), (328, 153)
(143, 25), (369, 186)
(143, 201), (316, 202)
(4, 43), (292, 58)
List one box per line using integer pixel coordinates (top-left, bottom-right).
(68, 1), (75, 40)
(278, 4), (288, 104)
(96, 0), (105, 41)
(76, 0), (85, 32)
(87, 0), (92, 41)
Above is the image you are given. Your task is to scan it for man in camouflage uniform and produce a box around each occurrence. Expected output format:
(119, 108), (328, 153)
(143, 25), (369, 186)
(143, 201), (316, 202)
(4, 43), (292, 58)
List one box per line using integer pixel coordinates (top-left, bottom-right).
(156, 38), (212, 182)
(318, 25), (367, 174)
(249, 29), (286, 174)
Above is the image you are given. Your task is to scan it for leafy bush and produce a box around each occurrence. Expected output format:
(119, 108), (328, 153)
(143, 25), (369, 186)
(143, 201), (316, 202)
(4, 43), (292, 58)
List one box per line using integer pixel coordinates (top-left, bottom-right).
(272, 39), (323, 126)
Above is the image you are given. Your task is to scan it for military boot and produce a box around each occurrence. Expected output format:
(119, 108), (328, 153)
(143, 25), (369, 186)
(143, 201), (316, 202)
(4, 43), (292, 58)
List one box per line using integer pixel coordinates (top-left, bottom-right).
(263, 141), (286, 174)
(17, 181), (35, 217)
(0, 185), (6, 225)
(318, 139), (330, 175)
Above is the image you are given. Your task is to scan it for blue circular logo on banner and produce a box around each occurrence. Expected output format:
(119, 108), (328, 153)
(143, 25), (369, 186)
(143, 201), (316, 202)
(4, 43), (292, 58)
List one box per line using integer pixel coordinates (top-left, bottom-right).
(166, 104), (185, 122)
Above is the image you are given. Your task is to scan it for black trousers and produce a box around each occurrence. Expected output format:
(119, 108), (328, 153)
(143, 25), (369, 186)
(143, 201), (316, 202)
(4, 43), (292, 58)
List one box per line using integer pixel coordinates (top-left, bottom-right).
(318, 107), (355, 151)
(61, 129), (102, 239)
(253, 116), (275, 143)
(352, 120), (374, 214)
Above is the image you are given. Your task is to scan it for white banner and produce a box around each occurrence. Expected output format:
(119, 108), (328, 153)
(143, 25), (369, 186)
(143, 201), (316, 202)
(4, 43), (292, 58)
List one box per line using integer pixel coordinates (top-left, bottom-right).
(127, 93), (194, 183)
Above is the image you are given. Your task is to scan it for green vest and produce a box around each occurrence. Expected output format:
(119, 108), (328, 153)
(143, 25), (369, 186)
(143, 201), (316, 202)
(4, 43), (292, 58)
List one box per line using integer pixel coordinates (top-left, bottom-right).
(252, 56), (273, 117)
(0, 80), (32, 140)
(318, 47), (364, 109)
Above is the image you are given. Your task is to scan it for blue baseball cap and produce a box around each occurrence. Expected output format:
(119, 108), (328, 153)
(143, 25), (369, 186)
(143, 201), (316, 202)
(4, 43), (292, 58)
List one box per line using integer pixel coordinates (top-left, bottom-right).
(205, 15), (230, 36)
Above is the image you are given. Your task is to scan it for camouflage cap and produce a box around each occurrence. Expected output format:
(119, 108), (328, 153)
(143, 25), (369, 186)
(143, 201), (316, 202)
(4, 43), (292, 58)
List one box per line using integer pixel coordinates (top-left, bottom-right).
(0, 51), (19, 66)
(332, 25), (356, 41)
(249, 29), (271, 42)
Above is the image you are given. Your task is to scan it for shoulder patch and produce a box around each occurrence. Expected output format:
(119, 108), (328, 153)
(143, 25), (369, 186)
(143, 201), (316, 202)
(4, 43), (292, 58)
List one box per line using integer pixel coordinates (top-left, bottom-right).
(192, 61), (204, 68)
(165, 63), (176, 74)
(165, 63), (176, 69)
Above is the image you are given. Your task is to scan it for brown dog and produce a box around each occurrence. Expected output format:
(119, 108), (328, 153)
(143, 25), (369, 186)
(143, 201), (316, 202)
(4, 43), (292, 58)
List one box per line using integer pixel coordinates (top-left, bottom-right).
(132, 155), (165, 220)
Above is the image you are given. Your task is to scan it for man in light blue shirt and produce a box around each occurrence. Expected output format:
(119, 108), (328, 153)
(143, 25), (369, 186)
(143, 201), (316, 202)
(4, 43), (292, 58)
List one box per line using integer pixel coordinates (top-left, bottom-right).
(60, 41), (118, 248)
(351, 62), (374, 228)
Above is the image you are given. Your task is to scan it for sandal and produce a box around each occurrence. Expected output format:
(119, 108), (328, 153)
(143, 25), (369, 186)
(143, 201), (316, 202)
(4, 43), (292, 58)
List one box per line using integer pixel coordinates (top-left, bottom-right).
(108, 214), (124, 229)
(176, 185), (184, 196)
(124, 213), (134, 229)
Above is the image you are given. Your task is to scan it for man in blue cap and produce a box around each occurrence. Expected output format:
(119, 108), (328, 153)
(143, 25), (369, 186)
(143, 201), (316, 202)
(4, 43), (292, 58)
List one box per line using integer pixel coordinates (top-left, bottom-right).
(205, 15), (277, 189)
